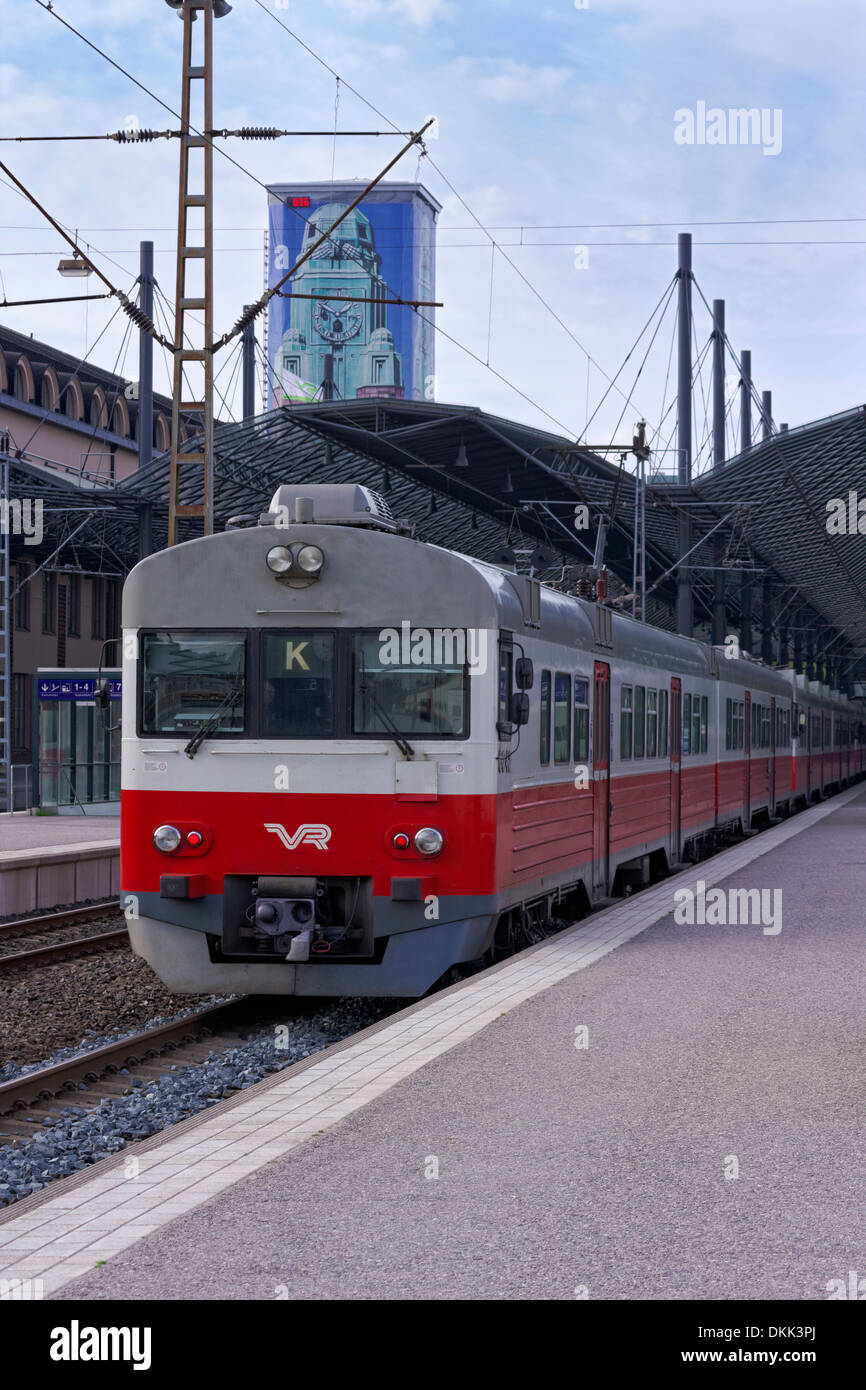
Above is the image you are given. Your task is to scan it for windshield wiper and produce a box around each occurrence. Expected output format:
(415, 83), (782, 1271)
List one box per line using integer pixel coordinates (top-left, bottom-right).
(359, 659), (414, 759)
(183, 677), (244, 759)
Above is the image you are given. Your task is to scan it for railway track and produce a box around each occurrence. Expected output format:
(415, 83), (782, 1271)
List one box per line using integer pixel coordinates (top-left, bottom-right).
(0, 1000), (253, 1144)
(0, 901), (120, 939)
(0, 903), (128, 975)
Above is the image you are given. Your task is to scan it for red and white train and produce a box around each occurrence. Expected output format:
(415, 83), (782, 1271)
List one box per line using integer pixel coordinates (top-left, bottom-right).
(118, 483), (863, 996)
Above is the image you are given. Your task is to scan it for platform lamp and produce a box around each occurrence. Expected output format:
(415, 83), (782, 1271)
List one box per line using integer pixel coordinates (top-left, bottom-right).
(57, 232), (91, 278)
(455, 435), (470, 467)
(165, 0), (233, 15)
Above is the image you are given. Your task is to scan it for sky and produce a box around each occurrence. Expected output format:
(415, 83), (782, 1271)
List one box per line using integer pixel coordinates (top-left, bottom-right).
(0, 0), (863, 473)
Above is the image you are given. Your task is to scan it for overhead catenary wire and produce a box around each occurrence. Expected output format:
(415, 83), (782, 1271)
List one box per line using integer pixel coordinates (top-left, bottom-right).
(18, 297), (132, 459)
(31, 2), (448, 420)
(32, 0), (432, 351)
(3, 239), (866, 256)
(3, 216), (863, 232)
(580, 276), (677, 442)
(78, 312), (137, 477)
(247, 0), (646, 422)
(0, 128), (406, 142)
(0, 293), (111, 307)
(15, 0), (863, 471)
(212, 119), (434, 352)
(0, 154), (169, 346)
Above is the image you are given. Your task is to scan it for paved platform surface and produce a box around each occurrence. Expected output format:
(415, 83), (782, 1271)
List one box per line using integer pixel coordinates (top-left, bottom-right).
(0, 815), (120, 853)
(2, 787), (862, 1301)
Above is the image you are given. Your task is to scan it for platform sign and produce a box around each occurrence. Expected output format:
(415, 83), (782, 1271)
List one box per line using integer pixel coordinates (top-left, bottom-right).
(38, 678), (121, 701)
(266, 181), (440, 408)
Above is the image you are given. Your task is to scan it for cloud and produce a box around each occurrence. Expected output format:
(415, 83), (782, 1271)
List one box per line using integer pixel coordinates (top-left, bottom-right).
(331, 0), (455, 28)
(0, 0), (862, 433)
(449, 57), (573, 108)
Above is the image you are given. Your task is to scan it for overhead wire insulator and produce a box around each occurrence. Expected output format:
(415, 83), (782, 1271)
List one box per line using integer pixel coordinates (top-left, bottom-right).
(209, 127), (283, 140)
(110, 128), (175, 143)
(115, 291), (163, 344)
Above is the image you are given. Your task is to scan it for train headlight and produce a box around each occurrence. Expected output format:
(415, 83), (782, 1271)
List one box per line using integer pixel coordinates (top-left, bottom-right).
(266, 546), (294, 574)
(297, 544), (324, 575)
(414, 827), (444, 856)
(153, 824), (182, 853)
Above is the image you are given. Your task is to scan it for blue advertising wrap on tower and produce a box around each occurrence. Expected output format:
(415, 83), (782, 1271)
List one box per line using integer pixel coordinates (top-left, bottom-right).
(266, 181), (439, 407)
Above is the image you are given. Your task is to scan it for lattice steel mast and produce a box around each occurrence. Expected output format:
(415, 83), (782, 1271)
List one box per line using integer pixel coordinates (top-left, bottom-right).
(166, 0), (228, 545)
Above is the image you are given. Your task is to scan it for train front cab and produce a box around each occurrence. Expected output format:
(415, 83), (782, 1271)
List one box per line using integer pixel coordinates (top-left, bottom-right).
(119, 503), (533, 998)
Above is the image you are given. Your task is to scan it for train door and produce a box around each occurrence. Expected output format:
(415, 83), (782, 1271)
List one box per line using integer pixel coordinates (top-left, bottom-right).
(592, 662), (610, 894)
(744, 690), (751, 827)
(670, 678), (682, 861)
(770, 696), (776, 813)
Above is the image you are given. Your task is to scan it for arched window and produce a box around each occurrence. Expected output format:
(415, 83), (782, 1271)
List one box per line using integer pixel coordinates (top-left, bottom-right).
(154, 413), (170, 452)
(13, 356), (34, 402)
(40, 368), (59, 411)
(111, 396), (130, 438)
(89, 387), (107, 429)
(0, 354), (8, 395)
(63, 378), (84, 421)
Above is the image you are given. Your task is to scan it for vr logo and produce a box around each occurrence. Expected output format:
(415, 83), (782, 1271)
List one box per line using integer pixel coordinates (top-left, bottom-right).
(265, 822), (332, 850)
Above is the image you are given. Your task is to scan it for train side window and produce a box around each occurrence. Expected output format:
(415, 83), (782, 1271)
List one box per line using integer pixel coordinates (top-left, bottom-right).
(620, 685), (633, 760)
(736, 701), (744, 749)
(646, 689), (657, 757)
(540, 670), (551, 765)
(554, 673), (571, 764)
(763, 706), (771, 748)
(682, 693), (691, 755)
(700, 694), (708, 753)
(658, 688), (669, 756)
(634, 686), (645, 758)
(573, 677), (589, 762)
(692, 697), (702, 755)
(726, 697), (733, 751)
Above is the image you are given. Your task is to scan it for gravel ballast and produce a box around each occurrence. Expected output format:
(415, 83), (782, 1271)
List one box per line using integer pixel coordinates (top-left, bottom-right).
(0, 998), (399, 1207)
(0, 942), (208, 1069)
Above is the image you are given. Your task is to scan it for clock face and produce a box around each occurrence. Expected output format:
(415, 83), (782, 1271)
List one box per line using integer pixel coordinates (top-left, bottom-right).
(313, 299), (364, 344)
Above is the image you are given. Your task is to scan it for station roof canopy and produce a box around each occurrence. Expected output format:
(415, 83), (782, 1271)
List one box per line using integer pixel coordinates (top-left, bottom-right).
(6, 397), (866, 678)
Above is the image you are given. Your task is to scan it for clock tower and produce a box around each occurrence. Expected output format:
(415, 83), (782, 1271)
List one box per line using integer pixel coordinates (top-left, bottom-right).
(278, 202), (404, 402)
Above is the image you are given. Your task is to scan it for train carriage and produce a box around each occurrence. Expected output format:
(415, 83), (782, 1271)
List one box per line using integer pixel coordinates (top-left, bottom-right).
(117, 482), (864, 997)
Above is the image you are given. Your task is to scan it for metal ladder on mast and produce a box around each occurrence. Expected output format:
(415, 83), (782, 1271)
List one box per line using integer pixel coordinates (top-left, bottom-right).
(167, 0), (215, 546)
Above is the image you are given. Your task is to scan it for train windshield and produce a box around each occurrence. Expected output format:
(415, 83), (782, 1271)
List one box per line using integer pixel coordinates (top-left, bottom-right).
(141, 632), (245, 735)
(352, 631), (467, 737)
(262, 632), (335, 737)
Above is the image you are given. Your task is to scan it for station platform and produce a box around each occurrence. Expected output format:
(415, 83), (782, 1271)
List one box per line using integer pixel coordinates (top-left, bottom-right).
(0, 787), (862, 1301)
(0, 814), (120, 916)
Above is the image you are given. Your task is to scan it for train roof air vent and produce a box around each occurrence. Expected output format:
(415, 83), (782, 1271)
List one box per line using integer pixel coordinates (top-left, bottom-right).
(259, 483), (397, 532)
